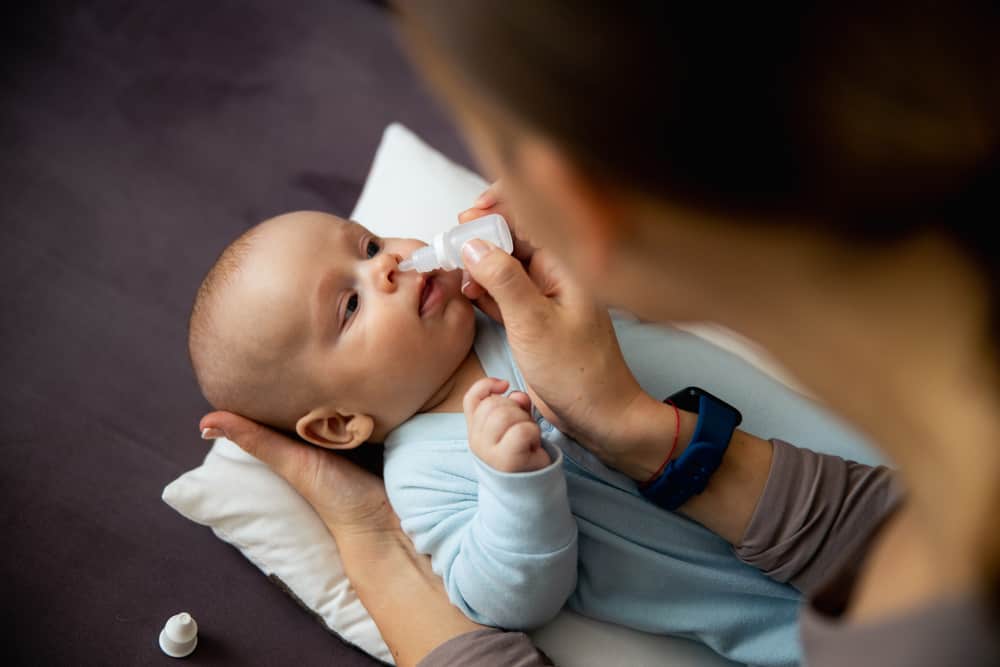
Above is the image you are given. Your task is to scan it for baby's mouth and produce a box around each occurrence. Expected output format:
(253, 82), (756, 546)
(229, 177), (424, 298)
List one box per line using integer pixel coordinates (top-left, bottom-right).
(418, 275), (437, 316)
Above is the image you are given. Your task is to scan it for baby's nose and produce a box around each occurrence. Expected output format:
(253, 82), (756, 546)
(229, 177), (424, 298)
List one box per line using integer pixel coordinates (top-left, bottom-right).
(373, 253), (402, 291)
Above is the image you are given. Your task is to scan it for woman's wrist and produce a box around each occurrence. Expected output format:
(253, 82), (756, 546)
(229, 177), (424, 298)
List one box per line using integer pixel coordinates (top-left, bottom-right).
(602, 394), (776, 544)
(336, 524), (424, 593)
(602, 391), (698, 481)
(335, 524), (483, 667)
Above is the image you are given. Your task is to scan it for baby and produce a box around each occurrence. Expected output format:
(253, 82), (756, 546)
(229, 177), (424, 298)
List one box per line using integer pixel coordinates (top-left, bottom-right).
(188, 210), (477, 446)
(191, 210), (866, 667)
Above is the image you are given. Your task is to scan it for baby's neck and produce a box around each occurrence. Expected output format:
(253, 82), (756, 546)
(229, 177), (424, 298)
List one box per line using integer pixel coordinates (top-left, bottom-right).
(419, 348), (487, 414)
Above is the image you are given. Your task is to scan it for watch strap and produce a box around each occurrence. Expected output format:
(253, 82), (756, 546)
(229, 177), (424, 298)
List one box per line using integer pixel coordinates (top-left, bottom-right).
(639, 388), (741, 511)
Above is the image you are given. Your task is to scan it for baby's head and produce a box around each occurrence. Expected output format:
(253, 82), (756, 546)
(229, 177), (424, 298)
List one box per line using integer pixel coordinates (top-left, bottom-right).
(189, 211), (475, 447)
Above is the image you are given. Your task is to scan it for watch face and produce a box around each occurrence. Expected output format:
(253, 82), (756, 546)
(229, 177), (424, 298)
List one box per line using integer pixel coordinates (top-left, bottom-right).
(666, 386), (743, 427)
(667, 386), (702, 413)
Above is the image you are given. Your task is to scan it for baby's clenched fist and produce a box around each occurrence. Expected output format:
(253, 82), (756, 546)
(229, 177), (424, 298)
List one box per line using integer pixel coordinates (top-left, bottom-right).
(463, 377), (550, 473)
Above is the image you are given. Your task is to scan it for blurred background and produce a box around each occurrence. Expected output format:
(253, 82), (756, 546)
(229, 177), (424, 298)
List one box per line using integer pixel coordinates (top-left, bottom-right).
(0, 1), (469, 663)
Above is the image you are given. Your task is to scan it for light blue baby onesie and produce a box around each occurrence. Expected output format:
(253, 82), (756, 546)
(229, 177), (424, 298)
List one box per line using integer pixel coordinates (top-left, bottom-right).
(384, 312), (881, 667)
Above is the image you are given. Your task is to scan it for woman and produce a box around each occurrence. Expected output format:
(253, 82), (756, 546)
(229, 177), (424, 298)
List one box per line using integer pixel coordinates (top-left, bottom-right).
(201, 2), (1000, 665)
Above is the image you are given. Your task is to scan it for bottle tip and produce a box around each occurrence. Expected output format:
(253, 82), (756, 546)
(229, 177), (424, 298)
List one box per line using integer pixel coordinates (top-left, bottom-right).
(398, 259), (414, 272)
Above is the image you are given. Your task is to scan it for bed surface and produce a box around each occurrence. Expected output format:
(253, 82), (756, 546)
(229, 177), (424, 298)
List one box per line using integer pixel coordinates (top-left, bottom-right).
(1, 2), (468, 663)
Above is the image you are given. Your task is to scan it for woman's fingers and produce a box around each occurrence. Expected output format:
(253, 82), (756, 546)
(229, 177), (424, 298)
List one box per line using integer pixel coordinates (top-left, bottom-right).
(200, 411), (400, 536)
(459, 202), (534, 262)
(460, 180), (536, 264)
(460, 271), (485, 300)
(461, 270), (505, 324)
(458, 207), (490, 223)
(471, 289), (504, 324)
(199, 410), (309, 484)
(473, 182), (500, 208)
(462, 240), (551, 340)
(462, 280), (486, 300)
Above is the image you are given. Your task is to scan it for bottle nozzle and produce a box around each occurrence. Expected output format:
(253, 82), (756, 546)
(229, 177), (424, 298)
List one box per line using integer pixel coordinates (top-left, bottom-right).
(398, 245), (439, 272)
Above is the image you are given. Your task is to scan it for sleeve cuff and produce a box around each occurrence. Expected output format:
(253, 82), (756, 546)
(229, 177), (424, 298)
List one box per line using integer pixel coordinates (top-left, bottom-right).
(471, 443), (576, 553)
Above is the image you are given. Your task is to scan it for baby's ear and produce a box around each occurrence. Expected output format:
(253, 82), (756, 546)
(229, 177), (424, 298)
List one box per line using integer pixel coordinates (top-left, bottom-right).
(295, 407), (374, 450)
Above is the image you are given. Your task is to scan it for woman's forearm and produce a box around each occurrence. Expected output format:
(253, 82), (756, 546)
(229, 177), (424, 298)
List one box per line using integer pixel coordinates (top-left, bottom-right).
(676, 428), (774, 544)
(609, 395), (905, 596)
(336, 527), (483, 667)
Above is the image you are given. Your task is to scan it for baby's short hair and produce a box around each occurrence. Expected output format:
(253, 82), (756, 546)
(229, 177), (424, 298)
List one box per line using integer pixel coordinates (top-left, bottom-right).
(188, 225), (304, 432)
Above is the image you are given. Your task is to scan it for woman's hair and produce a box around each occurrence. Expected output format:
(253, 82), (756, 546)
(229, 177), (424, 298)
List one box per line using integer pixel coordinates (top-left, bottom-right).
(397, 0), (1000, 602)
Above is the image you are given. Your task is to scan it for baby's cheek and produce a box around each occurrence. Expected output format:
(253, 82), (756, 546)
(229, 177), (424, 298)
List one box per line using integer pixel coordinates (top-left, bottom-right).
(445, 300), (477, 343)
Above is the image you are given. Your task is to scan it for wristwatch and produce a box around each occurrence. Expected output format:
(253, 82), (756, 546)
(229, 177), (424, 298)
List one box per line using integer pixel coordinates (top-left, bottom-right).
(639, 386), (742, 511)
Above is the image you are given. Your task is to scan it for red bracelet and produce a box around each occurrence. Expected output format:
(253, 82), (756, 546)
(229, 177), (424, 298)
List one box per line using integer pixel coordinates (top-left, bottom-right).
(639, 399), (680, 488)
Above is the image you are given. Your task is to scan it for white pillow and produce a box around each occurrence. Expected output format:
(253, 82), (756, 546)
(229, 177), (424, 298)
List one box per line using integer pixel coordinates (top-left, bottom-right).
(164, 123), (751, 666)
(164, 437), (392, 661)
(350, 123), (489, 241)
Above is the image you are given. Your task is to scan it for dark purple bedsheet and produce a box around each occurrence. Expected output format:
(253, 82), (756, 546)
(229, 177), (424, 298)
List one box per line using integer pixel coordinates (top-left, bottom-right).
(0, 2), (470, 664)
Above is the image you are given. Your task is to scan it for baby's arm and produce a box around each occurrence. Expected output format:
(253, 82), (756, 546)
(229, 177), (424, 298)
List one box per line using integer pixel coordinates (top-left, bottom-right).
(385, 379), (577, 631)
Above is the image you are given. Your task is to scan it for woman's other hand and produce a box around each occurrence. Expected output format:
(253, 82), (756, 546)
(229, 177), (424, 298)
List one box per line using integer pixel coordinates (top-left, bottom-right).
(199, 412), (396, 540)
(199, 412), (486, 666)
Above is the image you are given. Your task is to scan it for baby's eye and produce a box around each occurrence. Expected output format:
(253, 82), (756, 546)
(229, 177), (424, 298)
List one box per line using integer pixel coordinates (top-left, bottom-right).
(365, 239), (380, 259)
(344, 293), (359, 321)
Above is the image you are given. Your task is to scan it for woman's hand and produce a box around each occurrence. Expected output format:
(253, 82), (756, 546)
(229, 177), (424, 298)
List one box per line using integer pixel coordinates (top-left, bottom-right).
(199, 413), (486, 666)
(455, 183), (666, 474)
(457, 181), (540, 321)
(199, 412), (396, 540)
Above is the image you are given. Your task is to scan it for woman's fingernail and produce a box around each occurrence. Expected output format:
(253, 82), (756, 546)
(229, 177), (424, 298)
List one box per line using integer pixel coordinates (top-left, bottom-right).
(462, 239), (490, 265)
(473, 190), (493, 207)
(201, 427), (225, 440)
(461, 279), (472, 295)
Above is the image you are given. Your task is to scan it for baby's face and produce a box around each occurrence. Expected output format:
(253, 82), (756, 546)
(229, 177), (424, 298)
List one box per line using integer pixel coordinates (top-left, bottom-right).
(226, 211), (475, 441)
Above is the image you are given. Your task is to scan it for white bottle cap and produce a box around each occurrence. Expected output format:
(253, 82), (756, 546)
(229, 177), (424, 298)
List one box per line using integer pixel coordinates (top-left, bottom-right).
(158, 612), (198, 658)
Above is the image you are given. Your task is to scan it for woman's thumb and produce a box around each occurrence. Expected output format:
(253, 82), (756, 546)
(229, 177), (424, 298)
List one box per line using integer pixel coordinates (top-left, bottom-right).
(462, 239), (547, 327)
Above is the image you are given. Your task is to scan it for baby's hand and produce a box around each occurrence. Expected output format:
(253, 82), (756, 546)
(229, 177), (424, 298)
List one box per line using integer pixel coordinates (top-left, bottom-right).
(463, 377), (550, 473)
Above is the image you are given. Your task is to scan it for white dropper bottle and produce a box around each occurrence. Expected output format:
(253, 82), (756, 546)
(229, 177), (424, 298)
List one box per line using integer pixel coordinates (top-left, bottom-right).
(398, 214), (513, 272)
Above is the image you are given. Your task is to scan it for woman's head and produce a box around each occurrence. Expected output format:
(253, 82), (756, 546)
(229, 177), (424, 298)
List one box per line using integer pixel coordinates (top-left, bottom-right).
(396, 1), (998, 326)
(396, 1), (1000, 601)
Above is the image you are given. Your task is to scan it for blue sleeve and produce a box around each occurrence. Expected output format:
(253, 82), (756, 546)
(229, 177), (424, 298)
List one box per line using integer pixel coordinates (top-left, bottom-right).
(385, 441), (578, 630)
